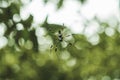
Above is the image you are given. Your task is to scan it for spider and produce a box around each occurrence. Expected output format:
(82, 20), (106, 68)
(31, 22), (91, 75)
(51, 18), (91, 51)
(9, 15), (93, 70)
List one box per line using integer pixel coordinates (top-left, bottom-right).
(57, 30), (64, 42)
(50, 28), (72, 54)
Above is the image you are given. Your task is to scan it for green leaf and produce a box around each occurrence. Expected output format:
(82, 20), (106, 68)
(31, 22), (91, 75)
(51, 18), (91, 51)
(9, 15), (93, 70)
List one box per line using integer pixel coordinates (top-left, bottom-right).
(57, 0), (64, 9)
(41, 16), (66, 35)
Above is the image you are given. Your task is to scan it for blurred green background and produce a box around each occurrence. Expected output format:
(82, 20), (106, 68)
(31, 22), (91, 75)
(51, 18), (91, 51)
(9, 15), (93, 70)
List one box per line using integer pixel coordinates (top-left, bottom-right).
(0, 0), (120, 80)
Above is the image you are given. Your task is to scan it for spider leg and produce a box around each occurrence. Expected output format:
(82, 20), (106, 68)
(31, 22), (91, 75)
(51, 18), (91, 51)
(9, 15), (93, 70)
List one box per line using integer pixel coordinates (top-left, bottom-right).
(50, 45), (54, 54)
(49, 44), (58, 56)
(63, 34), (73, 46)
(65, 35), (71, 37)
(54, 46), (61, 60)
(55, 46), (58, 52)
(50, 45), (53, 54)
(50, 44), (60, 60)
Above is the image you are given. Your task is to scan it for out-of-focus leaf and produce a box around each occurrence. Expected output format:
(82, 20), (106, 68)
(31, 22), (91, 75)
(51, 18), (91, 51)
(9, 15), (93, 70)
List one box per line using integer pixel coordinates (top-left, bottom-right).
(67, 44), (82, 58)
(43, 0), (49, 4)
(101, 22), (110, 28)
(97, 32), (107, 50)
(72, 34), (91, 49)
(14, 29), (38, 52)
(38, 61), (59, 80)
(41, 16), (65, 35)
(14, 29), (29, 45)
(72, 34), (86, 42)
(29, 29), (39, 52)
(20, 15), (33, 29)
(79, 0), (86, 3)
(57, 0), (64, 9)
(0, 3), (20, 22)
(4, 20), (16, 37)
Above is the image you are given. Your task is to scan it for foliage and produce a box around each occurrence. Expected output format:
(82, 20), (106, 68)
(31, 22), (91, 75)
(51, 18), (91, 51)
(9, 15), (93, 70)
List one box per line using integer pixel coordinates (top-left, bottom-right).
(0, 0), (120, 80)
(43, 0), (86, 9)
